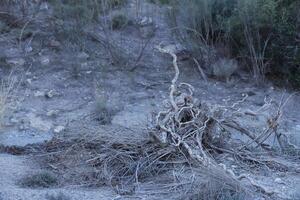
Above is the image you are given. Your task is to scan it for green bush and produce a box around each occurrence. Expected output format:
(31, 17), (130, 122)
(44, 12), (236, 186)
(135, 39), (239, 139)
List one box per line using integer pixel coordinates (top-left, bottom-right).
(172, 0), (300, 86)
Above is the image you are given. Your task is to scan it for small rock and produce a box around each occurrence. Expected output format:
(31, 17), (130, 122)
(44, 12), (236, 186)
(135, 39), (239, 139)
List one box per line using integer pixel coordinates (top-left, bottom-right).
(26, 78), (32, 84)
(6, 58), (25, 66)
(40, 2), (49, 10)
(274, 178), (284, 184)
(40, 56), (50, 65)
(54, 126), (65, 134)
(25, 71), (32, 76)
(18, 124), (27, 131)
(138, 16), (153, 26)
(49, 39), (61, 48)
(78, 52), (89, 60)
(46, 90), (59, 98)
(46, 110), (59, 117)
(25, 45), (33, 53)
(34, 91), (45, 97)
(10, 117), (19, 124)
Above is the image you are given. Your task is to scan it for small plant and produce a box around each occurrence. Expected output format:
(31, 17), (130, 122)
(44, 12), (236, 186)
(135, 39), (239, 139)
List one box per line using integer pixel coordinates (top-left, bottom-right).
(109, 0), (127, 8)
(20, 171), (58, 188)
(212, 58), (238, 82)
(45, 192), (71, 200)
(0, 73), (16, 128)
(148, 0), (170, 4)
(95, 95), (114, 125)
(111, 14), (128, 30)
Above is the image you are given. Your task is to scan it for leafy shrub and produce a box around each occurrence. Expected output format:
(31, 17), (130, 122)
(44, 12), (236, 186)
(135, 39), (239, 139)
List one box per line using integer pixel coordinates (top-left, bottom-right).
(171, 0), (300, 86)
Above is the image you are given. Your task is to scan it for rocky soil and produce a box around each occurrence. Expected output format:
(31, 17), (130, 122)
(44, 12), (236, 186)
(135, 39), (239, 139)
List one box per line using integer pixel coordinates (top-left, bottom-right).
(0, 1), (299, 200)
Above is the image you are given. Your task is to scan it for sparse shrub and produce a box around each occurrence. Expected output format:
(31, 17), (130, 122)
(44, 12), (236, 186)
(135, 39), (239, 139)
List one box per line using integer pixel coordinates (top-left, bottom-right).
(49, 0), (100, 50)
(20, 171), (58, 188)
(95, 95), (113, 125)
(109, 0), (127, 8)
(211, 58), (238, 82)
(111, 14), (128, 30)
(0, 73), (15, 128)
(148, 0), (170, 4)
(45, 192), (71, 200)
(171, 0), (300, 86)
(290, 68), (300, 89)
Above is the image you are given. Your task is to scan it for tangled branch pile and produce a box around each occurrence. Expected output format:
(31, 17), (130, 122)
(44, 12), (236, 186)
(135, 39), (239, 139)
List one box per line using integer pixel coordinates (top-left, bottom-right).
(31, 44), (298, 199)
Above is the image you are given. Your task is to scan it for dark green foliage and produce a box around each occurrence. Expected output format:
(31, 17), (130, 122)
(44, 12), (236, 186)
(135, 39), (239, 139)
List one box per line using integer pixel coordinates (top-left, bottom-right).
(148, 0), (170, 4)
(111, 14), (128, 30)
(172, 0), (300, 87)
(20, 172), (58, 188)
(49, 0), (127, 49)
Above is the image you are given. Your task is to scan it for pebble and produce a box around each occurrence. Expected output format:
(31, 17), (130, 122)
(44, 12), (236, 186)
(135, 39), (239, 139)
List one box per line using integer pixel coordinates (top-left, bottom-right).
(40, 56), (50, 65)
(46, 90), (59, 98)
(49, 39), (61, 48)
(274, 178), (284, 184)
(138, 16), (153, 26)
(78, 52), (89, 60)
(34, 91), (45, 97)
(6, 58), (25, 66)
(46, 110), (59, 117)
(54, 126), (65, 134)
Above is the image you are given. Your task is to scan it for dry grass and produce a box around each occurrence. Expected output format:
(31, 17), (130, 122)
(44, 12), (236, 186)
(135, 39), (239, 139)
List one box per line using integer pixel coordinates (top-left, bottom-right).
(22, 45), (299, 199)
(0, 72), (16, 128)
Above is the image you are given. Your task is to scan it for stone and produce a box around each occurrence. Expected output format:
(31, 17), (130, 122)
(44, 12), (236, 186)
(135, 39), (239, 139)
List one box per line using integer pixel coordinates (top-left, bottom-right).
(49, 39), (61, 48)
(46, 90), (60, 98)
(274, 178), (284, 184)
(53, 126), (65, 134)
(40, 2), (49, 10)
(138, 16), (153, 26)
(34, 91), (45, 97)
(46, 110), (59, 117)
(6, 58), (25, 66)
(78, 52), (89, 60)
(9, 117), (19, 124)
(26, 79), (32, 85)
(40, 56), (50, 65)
(25, 45), (33, 53)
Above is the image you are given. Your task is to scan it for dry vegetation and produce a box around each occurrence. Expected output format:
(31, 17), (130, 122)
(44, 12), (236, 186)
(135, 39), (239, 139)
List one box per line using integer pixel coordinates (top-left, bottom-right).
(169, 0), (300, 86)
(21, 44), (299, 199)
(0, 72), (16, 128)
(0, 1), (299, 200)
